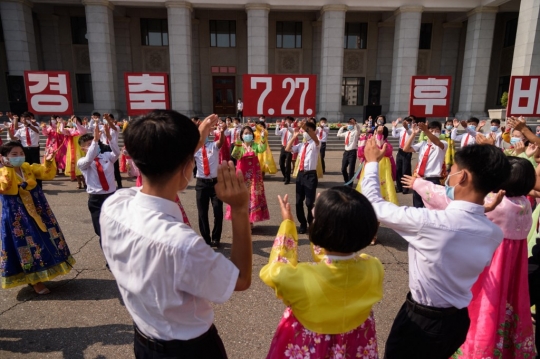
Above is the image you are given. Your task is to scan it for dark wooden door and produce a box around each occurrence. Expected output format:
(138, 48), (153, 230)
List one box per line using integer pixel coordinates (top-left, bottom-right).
(212, 76), (236, 115)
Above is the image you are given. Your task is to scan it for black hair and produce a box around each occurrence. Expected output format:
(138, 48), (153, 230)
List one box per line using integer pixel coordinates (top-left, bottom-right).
(491, 119), (501, 125)
(319, 117), (327, 122)
(404, 116), (415, 124)
(500, 157), (536, 197)
(92, 112), (101, 117)
(348, 118), (356, 123)
(285, 116), (294, 122)
(240, 126), (254, 142)
(124, 110), (199, 183)
(454, 144), (511, 195)
(376, 125), (388, 139)
(428, 121), (442, 131)
(445, 119), (453, 125)
(468, 117), (480, 125)
(0, 141), (24, 156)
(108, 114), (115, 120)
(259, 115), (266, 120)
(377, 115), (386, 124)
(73, 116), (83, 125)
(225, 117), (232, 121)
(310, 186), (378, 252)
(233, 117), (240, 122)
(307, 117), (316, 124)
(21, 111), (32, 118)
(305, 122), (316, 132)
(78, 134), (94, 146)
(258, 121), (266, 129)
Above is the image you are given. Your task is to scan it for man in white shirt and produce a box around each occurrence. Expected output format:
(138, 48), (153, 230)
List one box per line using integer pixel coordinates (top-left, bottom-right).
(11, 112), (42, 187)
(337, 118), (361, 187)
(392, 116), (414, 194)
(194, 125), (226, 248)
(78, 121), (120, 247)
(236, 98), (243, 119)
(286, 120), (320, 234)
(89, 112), (123, 189)
(362, 138), (511, 359)
(403, 121), (448, 208)
(100, 110), (252, 358)
(276, 117), (294, 184)
(451, 117), (480, 147)
(316, 117), (330, 173)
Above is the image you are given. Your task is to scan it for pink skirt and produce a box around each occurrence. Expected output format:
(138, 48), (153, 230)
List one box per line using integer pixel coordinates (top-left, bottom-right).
(454, 238), (535, 358)
(267, 307), (379, 359)
(225, 152), (269, 223)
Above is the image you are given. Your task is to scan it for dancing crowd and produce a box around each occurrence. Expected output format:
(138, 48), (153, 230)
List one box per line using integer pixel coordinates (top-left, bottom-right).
(0, 108), (540, 359)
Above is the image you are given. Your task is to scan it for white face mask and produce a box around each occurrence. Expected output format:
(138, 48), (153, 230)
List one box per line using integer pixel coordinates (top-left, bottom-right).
(180, 162), (193, 192)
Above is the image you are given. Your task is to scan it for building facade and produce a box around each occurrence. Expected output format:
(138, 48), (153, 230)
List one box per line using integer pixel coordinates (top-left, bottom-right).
(0, 0), (538, 121)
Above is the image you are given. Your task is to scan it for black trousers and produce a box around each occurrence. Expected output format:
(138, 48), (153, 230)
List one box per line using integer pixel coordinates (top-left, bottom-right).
(529, 255), (540, 354)
(195, 179), (223, 244)
(296, 170), (317, 229)
(279, 146), (292, 182)
(341, 150), (357, 187)
(320, 142), (327, 173)
(88, 192), (114, 246)
(23, 146), (42, 188)
(395, 149), (412, 192)
(384, 293), (470, 359)
(101, 144), (123, 188)
(236, 110), (243, 119)
(134, 324), (227, 359)
(413, 177), (441, 208)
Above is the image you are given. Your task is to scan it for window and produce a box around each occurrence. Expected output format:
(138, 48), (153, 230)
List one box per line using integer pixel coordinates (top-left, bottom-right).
(344, 23), (368, 49)
(76, 74), (93, 104)
(141, 19), (168, 46)
(210, 20), (236, 47)
(496, 76), (510, 106)
(71, 17), (88, 45)
(341, 77), (365, 106)
(419, 23), (432, 50)
(504, 18), (518, 48)
(276, 21), (302, 48)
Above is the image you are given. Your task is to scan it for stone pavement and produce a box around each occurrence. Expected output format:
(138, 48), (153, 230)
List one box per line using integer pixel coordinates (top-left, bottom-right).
(0, 150), (412, 359)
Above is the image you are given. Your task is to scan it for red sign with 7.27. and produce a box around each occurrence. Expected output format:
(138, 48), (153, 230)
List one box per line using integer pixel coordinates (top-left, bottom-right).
(507, 76), (540, 117)
(242, 75), (317, 117)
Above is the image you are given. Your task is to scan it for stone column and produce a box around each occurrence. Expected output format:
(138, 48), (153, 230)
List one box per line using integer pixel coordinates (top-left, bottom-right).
(387, 6), (423, 120)
(192, 19), (202, 115)
(312, 21), (322, 113)
(511, 0), (540, 76)
(166, 1), (193, 116)
(37, 14), (63, 70)
(0, 0), (39, 75)
(246, 4), (269, 74)
(83, 0), (120, 115)
(456, 7), (497, 119)
(376, 22), (395, 115)
(317, 5), (347, 122)
(440, 23), (462, 116)
(114, 17), (132, 114)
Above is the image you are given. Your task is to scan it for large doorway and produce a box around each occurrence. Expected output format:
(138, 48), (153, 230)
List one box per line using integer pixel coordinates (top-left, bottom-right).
(212, 76), (236, 115)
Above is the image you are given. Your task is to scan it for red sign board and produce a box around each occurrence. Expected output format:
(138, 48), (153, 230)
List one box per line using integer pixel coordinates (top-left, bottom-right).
(242, 75), (317, 117)
(124, 73), (170, 116)
(409, 76), (452, 117)
(507, 76), (540, 117)
(24, 71), (73, 115)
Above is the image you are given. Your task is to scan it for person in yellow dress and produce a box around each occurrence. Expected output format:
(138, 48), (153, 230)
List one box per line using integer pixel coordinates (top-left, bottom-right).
(59, 116), (88, 189)
(0, 142), (75, 294)
(260, 189), (383, 358)
(254, 121), (277, 177)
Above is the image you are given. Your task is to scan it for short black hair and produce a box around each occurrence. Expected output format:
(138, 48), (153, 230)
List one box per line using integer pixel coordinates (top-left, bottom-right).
(285, 116), (294, 121)
(78, 134), (94, 146)
(108, 113), (115, 120)
(92, 112), (101, 117)
(307, 117), (316, 124)
(404, 116), (415, 124)
(259, 115), (266, 119)
(376, 125), (389, 139)
(124, 110), (199, 183)
(468, 117), (480, 125)
(500, 157), (536, 197)
(319, 117), (327, 122)
(310, 186), (378, 252)
(428, 121), (442, 130)
(377, 115), (386, 124)
(21, 111), (32, 118)
(240, 126), (254, 142)
(0, 141), (24, 156)
(454, 144), (511, 195)
(491, 119), (501, 125)
(305, 122), (316, 132)
(233, 117), (240, 122)
(258, 121), (266, 129)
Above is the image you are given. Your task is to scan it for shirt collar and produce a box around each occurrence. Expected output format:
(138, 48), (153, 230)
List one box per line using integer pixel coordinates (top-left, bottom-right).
(446, 200), (485, 215)
(133, 190), (184, 223)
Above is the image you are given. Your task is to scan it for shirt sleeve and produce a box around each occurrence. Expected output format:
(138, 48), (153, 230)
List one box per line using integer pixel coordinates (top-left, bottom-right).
(30, 159), (57, 180)
(77, 140), (100, 170)
(411, 142), (423, 153)
(180, 236), (239, 304)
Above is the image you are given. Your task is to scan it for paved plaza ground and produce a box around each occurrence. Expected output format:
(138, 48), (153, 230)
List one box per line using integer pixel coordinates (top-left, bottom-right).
(0, 150), (413, 359)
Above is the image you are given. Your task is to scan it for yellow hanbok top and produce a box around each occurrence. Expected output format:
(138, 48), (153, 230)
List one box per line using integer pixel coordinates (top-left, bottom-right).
(255, 125), (277, 174)
(259, 219), (384, 334)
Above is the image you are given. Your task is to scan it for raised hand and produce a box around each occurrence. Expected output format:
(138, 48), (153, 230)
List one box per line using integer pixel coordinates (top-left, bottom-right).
(460, 120), (468, 129)
(364, 137), (387, 163)
(411, 123), (420, 135)
(514, 140), (525, 154)
(215, 161), (249, 208)
(507, 116), (526, 131)
(93, 121), (101, 140)
(401, 175), (417, 189)
(278, 194), (294, 222)
(391, 120), (398, 127)
(417, 122), (428, 133)
(478, 120), (487, 128)
(476, 133), (495, 145)
(397, 117), (402, 123)
(453, 119), (460, 128)
(526, 143), (538, 157)
(485, 190), (506, 213)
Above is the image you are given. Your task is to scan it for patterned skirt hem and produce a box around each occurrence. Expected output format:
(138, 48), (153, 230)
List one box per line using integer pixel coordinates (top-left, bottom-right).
(1, 256), (76, 289)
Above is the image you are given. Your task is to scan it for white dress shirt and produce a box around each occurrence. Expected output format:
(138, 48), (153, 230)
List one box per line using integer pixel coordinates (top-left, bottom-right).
(492, 131), (503, 148)
(316, 126), (330, 142)
(361, 162), (503, 309)
(5, 122), (23, 141)
(100, 188), (239, 340)
(228, 125), (242, 144)
(237, 101), (243, 111)
(194, 141), (220, 179)
(412, 141), (448, 178)
(77, 137), (120, 194)
(275, 127), (293, 147)
(292, 139), (320, 171)
(337, 125), (361, 150)
(14, 126), (40, 147)
(392, 127), (413, 149)
(451, 128), (477, 147)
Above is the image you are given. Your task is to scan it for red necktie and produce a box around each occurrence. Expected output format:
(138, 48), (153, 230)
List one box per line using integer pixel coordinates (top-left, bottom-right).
(283, 130), (288, 147)
(463, 134), (469, 146)
(26, 128), (32, 146)
(202, 145), (210, 176)
(346, 132), (350, 146)
(400, 131), (406, 149)
(417, 144), (432, 178)
(318, 128), (323, 140)
(299, 143), (308, 171)
(94, 157), (110, 191)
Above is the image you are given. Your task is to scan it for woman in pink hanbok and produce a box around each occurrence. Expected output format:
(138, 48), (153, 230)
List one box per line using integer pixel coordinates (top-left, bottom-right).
(42, 116), (67, 173)
(226, 125), (269, 226)
(403, 156), (536, 359)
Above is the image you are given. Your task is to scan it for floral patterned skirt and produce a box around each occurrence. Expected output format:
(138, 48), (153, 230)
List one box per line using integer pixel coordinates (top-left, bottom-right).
(266, 307), (378, 359)
(453, 238), (535, 359)
(0, 189), (75, 289)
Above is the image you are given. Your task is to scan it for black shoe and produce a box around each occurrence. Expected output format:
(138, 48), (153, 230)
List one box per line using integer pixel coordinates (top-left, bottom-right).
(283, 177), (286, 182)
(211, 241), (220, 249)
(402, 189), (410, 194)
(284, 180), (290, 185)
(396, 188), (403, 193)
(298, 226), (307, 234)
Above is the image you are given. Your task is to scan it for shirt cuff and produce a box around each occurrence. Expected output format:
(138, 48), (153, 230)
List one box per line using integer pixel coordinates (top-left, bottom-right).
(365, 162), (378, 172)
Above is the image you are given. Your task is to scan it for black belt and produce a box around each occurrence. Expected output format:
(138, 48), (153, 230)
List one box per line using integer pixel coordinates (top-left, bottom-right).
(88, 192), (114, 198)
(134, 324), (217, 353)
(298, 170), (316, 174)
(406, 293), (461, 319)
(197, 178), (217, 184)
